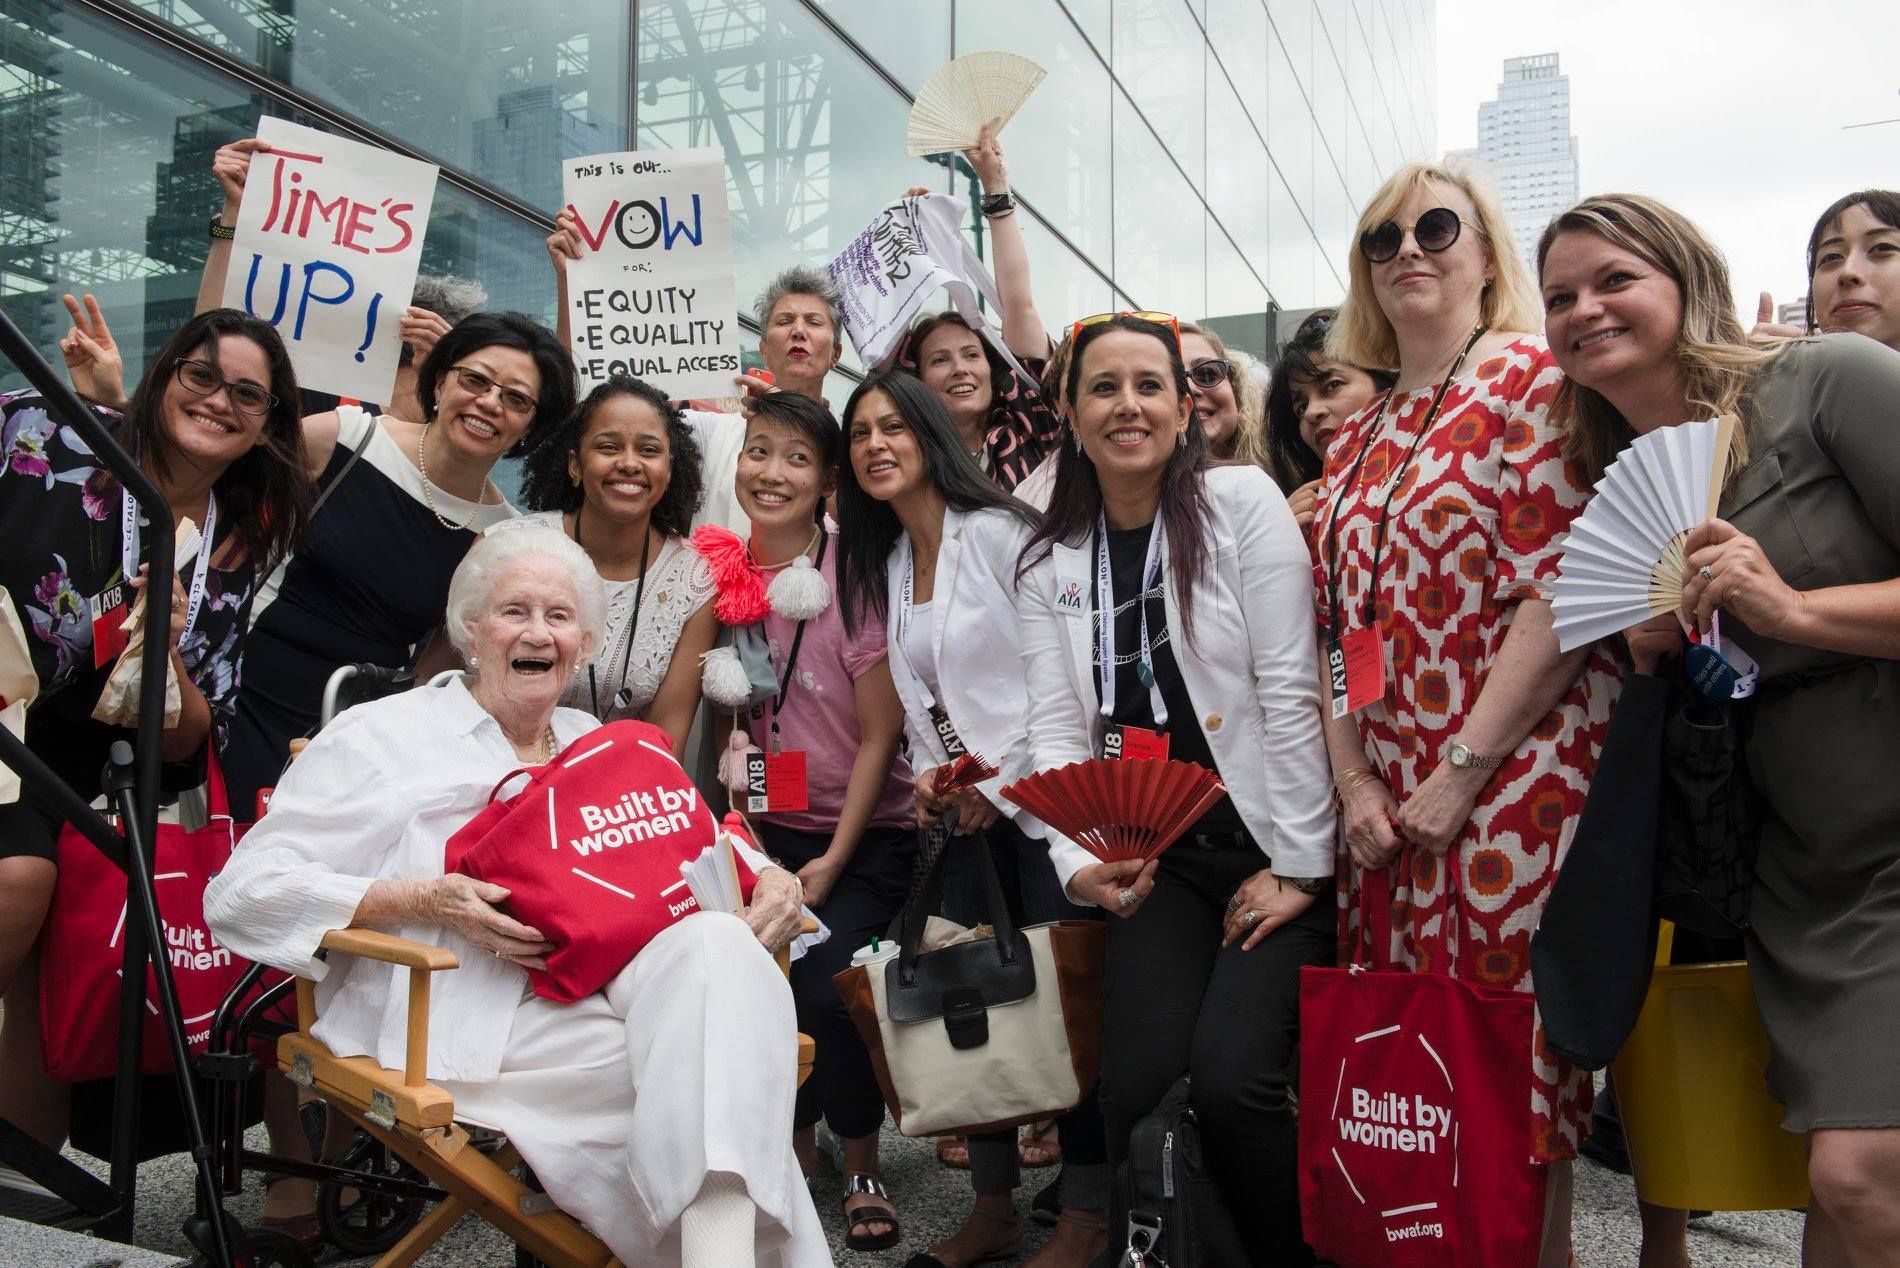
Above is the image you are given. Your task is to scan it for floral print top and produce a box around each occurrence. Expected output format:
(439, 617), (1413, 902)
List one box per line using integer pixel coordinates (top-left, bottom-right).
(1, 391), (259, 782)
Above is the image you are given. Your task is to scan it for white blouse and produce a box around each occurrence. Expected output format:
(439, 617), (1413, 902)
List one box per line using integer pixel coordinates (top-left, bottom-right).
(202, 675), (773, 1084)
(510, 512), (716, 721)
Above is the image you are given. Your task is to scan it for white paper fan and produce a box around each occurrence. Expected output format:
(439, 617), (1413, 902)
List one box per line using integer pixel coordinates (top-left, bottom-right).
(1550, 414), (1738, 651)
(906, 52), (1047, 157)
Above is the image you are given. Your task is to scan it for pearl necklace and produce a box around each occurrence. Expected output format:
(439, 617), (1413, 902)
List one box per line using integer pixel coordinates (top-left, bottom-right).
(417, 421), (493, 531)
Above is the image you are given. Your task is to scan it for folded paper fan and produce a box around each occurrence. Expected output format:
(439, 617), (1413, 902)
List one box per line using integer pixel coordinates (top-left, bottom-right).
(1551, 414), (1738, 652)
(906, 51), (1047, 157)
(1000, 758), (1225, 864)
(934, 749), (999, 796)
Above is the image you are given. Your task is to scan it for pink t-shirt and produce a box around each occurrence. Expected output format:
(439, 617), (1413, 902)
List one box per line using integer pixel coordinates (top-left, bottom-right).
(744, 533), (915, 835)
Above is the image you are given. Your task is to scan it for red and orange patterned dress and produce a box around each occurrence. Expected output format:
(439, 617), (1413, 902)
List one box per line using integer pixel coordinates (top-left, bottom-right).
(1310, 334), (1619, 1163)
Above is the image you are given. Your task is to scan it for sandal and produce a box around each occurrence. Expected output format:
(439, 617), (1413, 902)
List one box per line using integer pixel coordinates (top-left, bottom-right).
(1018, 1118), (1061, 1168)
(935, 1133), (970, 1169)
(901, 1204), (1023, 1267)
(842, 1172), (900, 1252)
(1023, 1211), (1110, 1266)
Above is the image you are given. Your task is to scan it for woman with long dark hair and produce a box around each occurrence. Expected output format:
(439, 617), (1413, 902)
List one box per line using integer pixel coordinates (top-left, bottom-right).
(506, 375), (716, 751)
(1804, 189), (1900, 352)
(1262, 309), (1395, 530)
(1014, 314), (1335, 1264)
(834, 370), (1110, 1268)
(0, 307), (312, 1227)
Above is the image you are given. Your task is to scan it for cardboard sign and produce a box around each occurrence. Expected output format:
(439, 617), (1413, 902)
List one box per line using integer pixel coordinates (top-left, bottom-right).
(222, 118), (438, 404)
(827, 193), (1031, 379)
(562, 148), (742, 399)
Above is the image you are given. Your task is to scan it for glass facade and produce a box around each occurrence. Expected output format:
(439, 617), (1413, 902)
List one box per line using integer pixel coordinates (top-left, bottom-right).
(0, 0), (1435, 396)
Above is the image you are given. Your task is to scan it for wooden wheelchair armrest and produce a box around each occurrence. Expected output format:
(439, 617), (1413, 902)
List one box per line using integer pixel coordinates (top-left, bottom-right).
(320, 927), (460, 972)
(799, 915), (820, 937)
(304, 927), (459, 1088)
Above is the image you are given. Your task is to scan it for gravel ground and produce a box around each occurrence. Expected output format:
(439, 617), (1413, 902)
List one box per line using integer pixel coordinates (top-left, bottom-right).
(17, 1120), (1804, 1266)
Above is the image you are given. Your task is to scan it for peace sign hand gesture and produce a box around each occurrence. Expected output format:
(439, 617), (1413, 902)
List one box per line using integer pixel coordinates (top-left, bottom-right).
(59, 293), (127, 409)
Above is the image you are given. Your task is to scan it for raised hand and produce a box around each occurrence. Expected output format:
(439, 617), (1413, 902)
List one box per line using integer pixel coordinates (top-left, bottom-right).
(546, 207), (585, 274)
(211, 138), (272, 217)
(59, 292), (127, 408)
(398, 307), (453, 366)
(1751, 290), (1804, 339)
(963, 118), (1009, 195)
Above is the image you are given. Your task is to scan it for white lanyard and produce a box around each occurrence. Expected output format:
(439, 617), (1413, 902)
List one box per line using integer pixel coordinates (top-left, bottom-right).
(1094, 510), (1168, 727)
(121, 487), (217, 644)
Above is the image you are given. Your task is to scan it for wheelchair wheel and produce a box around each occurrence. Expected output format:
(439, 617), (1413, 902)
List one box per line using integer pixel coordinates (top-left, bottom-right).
(315, 1131), (429, 1255)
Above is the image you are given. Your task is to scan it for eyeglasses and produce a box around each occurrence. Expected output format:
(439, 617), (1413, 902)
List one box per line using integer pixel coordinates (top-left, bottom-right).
(1186, 358), (1233, 389)
(1070, 310), (1181, 348)
(174, 359), (277, 417)
(447, 365), (538, 418)
(1358, 207), (1471, 263)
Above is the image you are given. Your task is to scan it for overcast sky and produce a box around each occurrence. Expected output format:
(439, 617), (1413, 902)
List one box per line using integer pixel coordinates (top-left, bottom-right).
(1435, 0), (1899, 322)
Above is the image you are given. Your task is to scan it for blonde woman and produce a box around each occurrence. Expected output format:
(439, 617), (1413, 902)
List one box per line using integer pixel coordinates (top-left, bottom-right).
(1540, 193), (1900, 1268)
(1178, 321), (1269, 468)
(1313, 161), (1620, 1265)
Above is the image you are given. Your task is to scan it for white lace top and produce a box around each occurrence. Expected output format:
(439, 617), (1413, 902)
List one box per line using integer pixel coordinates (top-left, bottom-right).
(512, 511), (716, 721)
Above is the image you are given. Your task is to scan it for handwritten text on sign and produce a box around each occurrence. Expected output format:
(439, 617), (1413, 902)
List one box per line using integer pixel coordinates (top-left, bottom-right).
(563, 148), (741, 400)
(221, 118), (438, 404)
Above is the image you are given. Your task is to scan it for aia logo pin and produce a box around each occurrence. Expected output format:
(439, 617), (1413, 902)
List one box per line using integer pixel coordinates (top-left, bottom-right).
(1055, 576), (1085, 615)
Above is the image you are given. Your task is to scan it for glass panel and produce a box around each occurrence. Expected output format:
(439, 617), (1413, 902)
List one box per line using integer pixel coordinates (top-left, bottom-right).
(120, 0), (630, 214)
(956, 0), (1113, 264)
(809, 0), (949, 95)
(1204, 215), (1267, 343)
(1060, 0), (1111, 54)
(1270, 0), (1312, 83)
(1268, 166), (1315, 310)
(1205, 68), (1270, 287)
(1014, 212), (1114, 338)
(1309, 14), (1348, 188)
(1266, 30), (1313, 204)
(1113, 90), (1202, 318)
(1312, 170), (1352, 303)
(1111, 0), (1205, 193)
(636, 0), (942, 338)
(1204, 0), (1266, 134)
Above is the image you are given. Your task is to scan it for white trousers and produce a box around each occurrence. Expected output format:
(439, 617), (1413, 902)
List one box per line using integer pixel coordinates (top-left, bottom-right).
(444, 912), (832, 1267)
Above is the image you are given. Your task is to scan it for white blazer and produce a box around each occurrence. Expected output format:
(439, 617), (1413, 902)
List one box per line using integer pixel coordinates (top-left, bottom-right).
(1014, 464), (1336, 895)
(883, 505), (1055, 839)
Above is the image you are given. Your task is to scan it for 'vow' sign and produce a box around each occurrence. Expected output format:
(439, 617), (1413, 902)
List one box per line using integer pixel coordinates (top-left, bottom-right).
(563, 148), (742, 400)
(221, 118), (438, 404)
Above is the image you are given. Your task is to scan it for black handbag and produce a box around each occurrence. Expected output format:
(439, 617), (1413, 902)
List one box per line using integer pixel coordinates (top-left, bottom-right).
(1113, 1076), (1247, 1267)
(1655, 693), (1760, 940)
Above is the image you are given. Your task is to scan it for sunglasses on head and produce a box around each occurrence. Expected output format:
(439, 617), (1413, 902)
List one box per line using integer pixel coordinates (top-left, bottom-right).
(1358, 206), (1470, 264)
(1070, 310), (1181, 349)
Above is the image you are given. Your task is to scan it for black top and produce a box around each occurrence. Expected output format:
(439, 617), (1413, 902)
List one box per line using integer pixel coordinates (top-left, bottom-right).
(1095, 521), (1245, 839)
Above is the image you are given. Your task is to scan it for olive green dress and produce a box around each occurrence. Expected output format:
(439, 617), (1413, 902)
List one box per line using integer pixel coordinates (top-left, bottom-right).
(1719, 335), (1900, 1132)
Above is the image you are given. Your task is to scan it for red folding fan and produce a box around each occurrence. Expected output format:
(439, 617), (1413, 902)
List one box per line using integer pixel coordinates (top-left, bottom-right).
(1000, 758), (1226, 863)
(934, 749), (1000, 796)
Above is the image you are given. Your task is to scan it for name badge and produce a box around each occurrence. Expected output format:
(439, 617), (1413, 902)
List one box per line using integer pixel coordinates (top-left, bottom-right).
(1104, 724), (1170, 762)
(745, 749), (809, 814)
(928, 704), (966, 757)
(1328, 628), (1385, 719)
(89, 583), (130, 670)
(1054, 575), (1087, 616)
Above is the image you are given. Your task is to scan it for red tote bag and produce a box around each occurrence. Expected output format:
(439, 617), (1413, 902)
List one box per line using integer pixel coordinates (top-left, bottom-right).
(1298, 850), (1546, 1267)
(40, 754), (258, 1081)
(445, 720), (748, 1004)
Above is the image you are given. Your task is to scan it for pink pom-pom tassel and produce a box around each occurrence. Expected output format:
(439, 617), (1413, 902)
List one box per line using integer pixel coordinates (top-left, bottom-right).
(718, 728), (762, 793)
(692, 524), (771, 625)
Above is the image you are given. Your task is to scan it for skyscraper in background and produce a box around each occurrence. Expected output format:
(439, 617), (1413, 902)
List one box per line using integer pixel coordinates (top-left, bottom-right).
(1452, 52), (1579, 266)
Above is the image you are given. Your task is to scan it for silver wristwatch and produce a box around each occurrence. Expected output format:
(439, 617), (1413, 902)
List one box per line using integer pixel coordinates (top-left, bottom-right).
(1447, 741), (1505, 771)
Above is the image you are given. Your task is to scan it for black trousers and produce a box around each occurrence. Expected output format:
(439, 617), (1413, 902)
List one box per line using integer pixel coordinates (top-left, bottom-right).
(760, 821), (914, 1139)
(1101, 841), (1334, 1266)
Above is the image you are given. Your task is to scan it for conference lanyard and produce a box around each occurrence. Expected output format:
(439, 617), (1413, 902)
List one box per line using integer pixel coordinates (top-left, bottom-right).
(1320, 324), (1485, 633)
(898, 540), (966, 757)
(757, 533), (827, 750)
(1094, 510), (1168, 728)
(121, 486), (217, 644)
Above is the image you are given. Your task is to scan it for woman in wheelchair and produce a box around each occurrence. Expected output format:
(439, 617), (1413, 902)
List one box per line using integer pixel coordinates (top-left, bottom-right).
(205, 526), (830, 1266)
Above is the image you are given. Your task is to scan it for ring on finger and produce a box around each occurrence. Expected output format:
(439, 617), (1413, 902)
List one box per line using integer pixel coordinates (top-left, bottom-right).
(1698, 564), (1715, 582)
(1117, 887), (1137, 910)
(1241, 910), (1261, 928)
(1224, 893), (1243, 918)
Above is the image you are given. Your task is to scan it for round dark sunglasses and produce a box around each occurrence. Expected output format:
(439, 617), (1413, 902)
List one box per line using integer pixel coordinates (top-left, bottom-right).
(1187, 358), (1232, 389)
(1359, 206), (1467, 264)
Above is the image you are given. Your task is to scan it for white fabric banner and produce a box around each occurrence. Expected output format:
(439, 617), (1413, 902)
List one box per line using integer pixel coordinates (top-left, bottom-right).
(827, 193), (1031, 381)
(221, 118), (438, 404)
(562, 148), (743, 400)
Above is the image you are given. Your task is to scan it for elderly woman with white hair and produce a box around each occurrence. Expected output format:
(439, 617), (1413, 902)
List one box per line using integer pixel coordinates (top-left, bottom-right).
(204, 527), (829, 1267)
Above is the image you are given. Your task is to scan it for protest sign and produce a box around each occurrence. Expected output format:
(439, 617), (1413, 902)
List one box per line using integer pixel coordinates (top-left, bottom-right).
(562, 148), (742, 400)
(221, 118), (438, 404)
(827, 193), (1031, 380)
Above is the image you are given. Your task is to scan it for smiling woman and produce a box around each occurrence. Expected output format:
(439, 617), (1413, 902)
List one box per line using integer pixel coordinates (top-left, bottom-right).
(220, 311), (576, 820)
(507, 375), (717, 751)
(1804, 189), (1900, 353)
